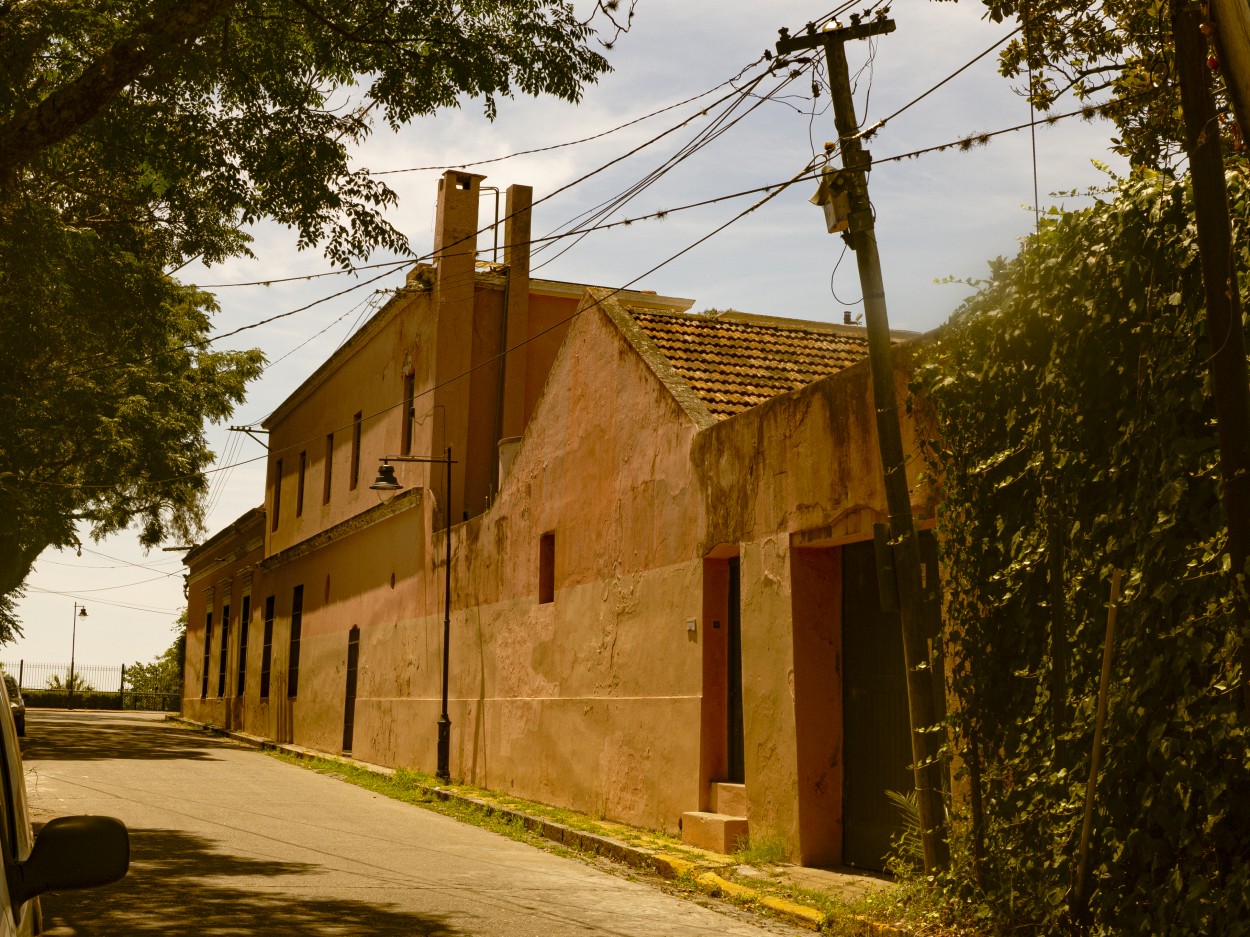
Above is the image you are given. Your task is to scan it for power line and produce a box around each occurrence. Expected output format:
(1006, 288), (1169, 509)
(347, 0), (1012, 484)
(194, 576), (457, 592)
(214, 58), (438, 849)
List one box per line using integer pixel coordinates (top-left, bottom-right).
(26, 586), (181, 615)
(875, 99), (1122, 165)
(366, 60), (769, 177)
(31, 156), (823, 493)
(532, 66), (808, 271)
(59, 57), (794, 389)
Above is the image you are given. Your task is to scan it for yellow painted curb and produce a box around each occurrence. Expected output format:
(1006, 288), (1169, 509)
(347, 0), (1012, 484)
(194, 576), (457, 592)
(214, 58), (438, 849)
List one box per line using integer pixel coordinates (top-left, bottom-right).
(652, 855), (696, 879)
(696, 871), (757, 901)
(760, 895), (827, 930)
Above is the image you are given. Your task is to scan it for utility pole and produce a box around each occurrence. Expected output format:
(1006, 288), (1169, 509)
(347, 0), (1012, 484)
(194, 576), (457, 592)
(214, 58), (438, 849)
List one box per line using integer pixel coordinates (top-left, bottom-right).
(1210, 0), (1250, 140)
(778, 16), (950, 871)
(1172, 0), (1250, 721)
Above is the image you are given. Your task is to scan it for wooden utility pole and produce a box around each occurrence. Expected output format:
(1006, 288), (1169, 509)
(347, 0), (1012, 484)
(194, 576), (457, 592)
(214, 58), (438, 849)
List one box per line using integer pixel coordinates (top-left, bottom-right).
(1173, 0), (1250, 721)
(1210, 0), (1250, 140)
(778, 17), (950, 871)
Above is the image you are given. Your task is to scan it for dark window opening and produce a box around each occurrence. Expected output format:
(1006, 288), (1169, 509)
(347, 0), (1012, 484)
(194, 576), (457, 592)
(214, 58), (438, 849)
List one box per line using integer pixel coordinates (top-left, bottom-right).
(401, 374), (416, 455)
(236, 595), (251, 697)
(296, 451), (307, 517)
(323, 434), (334, 504)
(539, 532), (555, 604)
(271, 459), (283, 531)
(342, 625), (361, 753)
(200, 611), (213, 699)
(288, 584), (304, 698)
(217, 604), (231, 698)
(350, 412), (362, 490)
(260, 597), (275, 699)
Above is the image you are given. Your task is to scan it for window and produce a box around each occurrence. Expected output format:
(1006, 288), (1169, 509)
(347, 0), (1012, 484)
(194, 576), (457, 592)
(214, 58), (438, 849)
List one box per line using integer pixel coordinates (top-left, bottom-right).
(217, 604), (230, 697)
(201, 611), (213, 699)
(322, 434), (334, 505)
(350, 412), (362, 490)
(236, 595), (251, 697)
(271, 459), (283, 531)
(401, 374), (416, 455)
(288, 585), (304, 699)
(539, 532), (555, 604)
(296, 451), (307, 517)
(260, 596), (275, 700)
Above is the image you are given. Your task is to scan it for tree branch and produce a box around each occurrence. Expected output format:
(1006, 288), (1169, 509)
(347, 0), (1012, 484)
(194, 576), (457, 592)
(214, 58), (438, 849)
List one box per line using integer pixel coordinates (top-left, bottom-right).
(0, 0), (239, 181)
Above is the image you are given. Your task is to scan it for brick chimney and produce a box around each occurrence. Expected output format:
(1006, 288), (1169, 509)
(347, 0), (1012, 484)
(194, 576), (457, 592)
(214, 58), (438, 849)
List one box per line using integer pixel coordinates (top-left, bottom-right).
(431, 170), (484, 527)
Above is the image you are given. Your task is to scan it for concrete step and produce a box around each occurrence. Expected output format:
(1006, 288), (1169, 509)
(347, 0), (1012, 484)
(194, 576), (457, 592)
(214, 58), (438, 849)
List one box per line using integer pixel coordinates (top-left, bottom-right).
(709, 781), (749, 818)
(681, 811), (749, 854)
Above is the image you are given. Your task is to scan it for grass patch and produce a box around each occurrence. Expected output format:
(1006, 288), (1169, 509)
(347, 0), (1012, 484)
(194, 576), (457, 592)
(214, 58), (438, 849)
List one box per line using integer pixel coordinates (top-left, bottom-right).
(731, 832), (787, 866)
(264, 749), (697, 863)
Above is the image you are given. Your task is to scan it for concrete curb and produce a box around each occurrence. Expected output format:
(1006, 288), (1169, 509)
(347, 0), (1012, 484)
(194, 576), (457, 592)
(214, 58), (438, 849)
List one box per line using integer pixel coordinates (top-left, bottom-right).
(169, 716), (908, 935)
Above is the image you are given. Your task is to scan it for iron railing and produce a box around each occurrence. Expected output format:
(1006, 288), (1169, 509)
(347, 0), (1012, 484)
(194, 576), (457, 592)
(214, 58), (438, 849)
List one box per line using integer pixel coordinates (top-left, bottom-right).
(1, 661), (181, 712)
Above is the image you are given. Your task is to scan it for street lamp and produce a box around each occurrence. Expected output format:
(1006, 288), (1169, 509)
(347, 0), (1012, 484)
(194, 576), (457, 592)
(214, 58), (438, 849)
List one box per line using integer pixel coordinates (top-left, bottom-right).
(69, 603), (87, 709)
(371, 447), (456, 783)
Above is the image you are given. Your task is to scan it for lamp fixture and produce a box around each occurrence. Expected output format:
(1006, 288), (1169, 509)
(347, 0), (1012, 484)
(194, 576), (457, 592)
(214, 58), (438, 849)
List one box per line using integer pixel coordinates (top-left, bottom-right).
(370, 462), (402, 499)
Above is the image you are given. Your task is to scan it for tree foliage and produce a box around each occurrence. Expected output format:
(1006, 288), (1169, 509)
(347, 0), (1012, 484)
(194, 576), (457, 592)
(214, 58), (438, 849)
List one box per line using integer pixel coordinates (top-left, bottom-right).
(918, 168), (1250, 934)
(962, 0), (1234, 168)
(126, 613), (185, 697)
(0, 0), (615, 607)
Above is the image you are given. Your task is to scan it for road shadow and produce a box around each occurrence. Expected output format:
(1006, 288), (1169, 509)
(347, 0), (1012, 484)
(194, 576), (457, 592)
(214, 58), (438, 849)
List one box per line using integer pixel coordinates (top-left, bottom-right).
(38, 827), (462, 936)
(22, 712), (226, 762)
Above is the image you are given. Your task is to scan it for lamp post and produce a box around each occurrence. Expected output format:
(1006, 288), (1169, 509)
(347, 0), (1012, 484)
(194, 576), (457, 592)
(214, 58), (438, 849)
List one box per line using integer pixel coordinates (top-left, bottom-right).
(371, 447), (456, 782)
(68, 603), (87, 709)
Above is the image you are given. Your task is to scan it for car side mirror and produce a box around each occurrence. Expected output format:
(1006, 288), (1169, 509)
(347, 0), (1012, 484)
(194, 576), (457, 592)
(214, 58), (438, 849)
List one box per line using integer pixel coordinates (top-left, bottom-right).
(7, 816), (129, 907)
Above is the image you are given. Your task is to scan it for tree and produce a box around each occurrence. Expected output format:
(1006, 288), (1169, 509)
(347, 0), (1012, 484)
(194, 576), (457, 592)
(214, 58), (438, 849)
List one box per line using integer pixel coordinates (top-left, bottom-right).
(0, 1), (619, 605)
(965, 0), (1231, 168)
(919, 167), (1250, 935)
(125, 613), (186, 701)
(46, 672), (96, 693)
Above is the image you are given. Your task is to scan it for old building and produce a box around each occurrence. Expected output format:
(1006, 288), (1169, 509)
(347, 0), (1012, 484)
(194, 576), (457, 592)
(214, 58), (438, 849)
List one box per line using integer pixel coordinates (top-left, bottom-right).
(183, 171), (933, 871)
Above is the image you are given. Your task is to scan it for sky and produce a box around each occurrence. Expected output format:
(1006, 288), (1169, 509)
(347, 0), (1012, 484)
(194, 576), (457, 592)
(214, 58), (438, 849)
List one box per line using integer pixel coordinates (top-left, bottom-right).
(9, 0), (1129, 673)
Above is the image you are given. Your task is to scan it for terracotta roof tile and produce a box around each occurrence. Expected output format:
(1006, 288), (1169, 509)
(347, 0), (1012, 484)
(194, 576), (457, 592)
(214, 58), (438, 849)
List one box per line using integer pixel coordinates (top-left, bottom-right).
(626, 308), (870, 420)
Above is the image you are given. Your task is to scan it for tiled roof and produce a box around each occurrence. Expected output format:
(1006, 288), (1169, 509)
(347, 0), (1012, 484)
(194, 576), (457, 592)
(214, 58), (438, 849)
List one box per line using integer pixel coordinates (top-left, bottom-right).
(626, 308), (871, 420)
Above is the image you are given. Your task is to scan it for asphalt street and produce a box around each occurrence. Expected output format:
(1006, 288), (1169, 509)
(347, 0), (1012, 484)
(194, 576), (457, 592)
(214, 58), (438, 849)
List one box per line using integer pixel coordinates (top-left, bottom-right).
(21, 710), (806, 936)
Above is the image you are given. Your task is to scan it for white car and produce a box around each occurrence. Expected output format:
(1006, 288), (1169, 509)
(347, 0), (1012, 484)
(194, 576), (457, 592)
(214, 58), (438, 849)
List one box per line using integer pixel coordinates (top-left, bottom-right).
(0, 678), (128, 935)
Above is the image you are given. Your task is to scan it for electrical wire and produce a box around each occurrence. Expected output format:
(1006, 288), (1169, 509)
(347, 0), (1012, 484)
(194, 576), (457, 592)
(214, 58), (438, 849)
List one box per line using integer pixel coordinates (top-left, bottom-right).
(874, 99), (1124, 165)
(30, 156), (824, 492)
(530, 67), (807, 272)
(857, 25), (1024, 141)
(63, 56), (787, 380)
(34, 572), (183, 594)
(26, 587), (182, 615)
(366, 59), (769, 177)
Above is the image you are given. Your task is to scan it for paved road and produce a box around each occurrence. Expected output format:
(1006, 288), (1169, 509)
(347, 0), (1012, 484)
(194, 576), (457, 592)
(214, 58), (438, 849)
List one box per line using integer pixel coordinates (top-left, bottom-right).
(21, 711), (804, 937)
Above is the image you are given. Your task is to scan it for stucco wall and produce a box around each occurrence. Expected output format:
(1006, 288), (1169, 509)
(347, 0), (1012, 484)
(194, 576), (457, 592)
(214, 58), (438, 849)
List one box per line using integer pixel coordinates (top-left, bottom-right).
(183, 512), (265, 729)
(411, 299), (710, 830)
(219, 293), (712, 833)
(689, 345), (932, 863)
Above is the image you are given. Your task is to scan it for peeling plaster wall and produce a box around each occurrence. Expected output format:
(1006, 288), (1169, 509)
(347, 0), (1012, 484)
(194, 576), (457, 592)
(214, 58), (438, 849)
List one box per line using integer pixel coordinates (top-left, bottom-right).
(265, 288), (436, 556)
(690, 344), (933, 862)
(426, 302), (708, 831)
(182, 512), (265, 731)
(206, 291), (710, 834)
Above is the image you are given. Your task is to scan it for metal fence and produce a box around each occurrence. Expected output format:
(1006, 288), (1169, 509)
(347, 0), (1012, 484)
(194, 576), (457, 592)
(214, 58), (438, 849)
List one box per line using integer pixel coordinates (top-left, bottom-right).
(1, 661), (181, 712)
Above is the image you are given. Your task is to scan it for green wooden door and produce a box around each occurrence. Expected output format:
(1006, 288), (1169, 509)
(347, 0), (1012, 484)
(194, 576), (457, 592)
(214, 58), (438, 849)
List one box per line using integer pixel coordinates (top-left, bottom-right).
(842, 540), (913, 871)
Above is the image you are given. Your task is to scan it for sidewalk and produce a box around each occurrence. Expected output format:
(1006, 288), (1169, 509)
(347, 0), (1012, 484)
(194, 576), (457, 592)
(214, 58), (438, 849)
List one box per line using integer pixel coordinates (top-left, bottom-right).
(171, 716), (909, 935)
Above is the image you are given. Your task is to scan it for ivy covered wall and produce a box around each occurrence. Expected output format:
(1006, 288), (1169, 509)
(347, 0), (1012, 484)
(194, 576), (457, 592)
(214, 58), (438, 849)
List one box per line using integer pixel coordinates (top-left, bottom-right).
(920, 168), (1250, 935)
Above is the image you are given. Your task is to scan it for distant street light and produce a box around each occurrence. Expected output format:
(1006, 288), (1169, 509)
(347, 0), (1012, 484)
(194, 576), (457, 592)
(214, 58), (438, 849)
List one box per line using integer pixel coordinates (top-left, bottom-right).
(371, 447), (456, 783)
(68, 603), (87, 709)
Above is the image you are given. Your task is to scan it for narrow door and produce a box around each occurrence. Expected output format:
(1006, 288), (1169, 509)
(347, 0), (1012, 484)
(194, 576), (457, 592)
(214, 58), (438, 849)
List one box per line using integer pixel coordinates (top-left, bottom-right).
(727, 557), (745, 784)
(842, 540), (912, 870)
(342, 626), (360, 754)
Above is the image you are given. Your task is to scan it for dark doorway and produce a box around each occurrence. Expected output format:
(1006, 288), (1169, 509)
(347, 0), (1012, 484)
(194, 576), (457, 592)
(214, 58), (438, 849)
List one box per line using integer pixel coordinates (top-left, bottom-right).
(841, 539), (912, 871)
(342, 626), (360, 754)
(727, 557), (745, 784)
